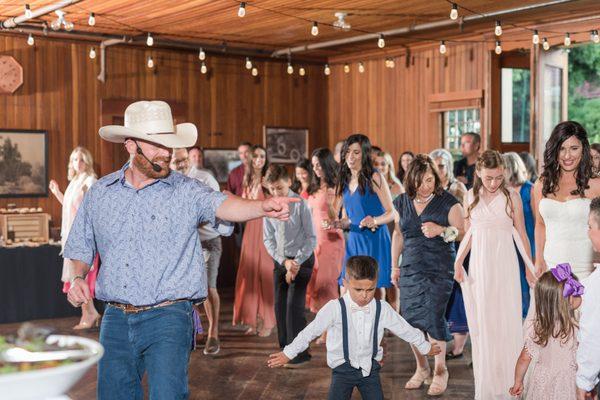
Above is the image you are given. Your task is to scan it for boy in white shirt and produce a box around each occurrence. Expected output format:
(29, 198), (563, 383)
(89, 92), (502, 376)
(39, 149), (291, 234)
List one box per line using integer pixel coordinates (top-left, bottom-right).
(577, 197), (600, 400)
(268, 255), (440, 399)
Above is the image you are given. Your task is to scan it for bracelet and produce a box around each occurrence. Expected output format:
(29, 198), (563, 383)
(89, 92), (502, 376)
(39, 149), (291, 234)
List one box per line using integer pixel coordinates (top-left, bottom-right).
(70, 274), (86, 286)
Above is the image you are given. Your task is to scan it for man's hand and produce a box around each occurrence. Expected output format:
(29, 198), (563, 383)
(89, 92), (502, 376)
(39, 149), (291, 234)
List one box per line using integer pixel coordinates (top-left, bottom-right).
(267, 351), (291, 368)
(262, 197), (301, 220)
(67, 277), (91, 307)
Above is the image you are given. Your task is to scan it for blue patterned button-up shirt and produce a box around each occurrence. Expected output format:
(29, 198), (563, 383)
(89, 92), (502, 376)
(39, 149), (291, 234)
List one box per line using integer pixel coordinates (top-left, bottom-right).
(64, 163), (228, 306)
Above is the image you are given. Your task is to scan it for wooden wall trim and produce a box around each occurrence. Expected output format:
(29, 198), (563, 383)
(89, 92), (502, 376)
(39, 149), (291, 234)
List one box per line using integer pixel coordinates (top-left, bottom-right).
(428, 89), (483, 104)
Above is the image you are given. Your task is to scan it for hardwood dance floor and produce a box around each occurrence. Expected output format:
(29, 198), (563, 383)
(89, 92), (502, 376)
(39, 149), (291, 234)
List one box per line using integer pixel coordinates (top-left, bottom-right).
(0, 291), (475, 399)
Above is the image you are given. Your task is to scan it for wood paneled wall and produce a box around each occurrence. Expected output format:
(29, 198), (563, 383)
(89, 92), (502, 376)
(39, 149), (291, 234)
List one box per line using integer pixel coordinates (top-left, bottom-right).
(0, 34), (328, 225)
(327, 43), (490, 162)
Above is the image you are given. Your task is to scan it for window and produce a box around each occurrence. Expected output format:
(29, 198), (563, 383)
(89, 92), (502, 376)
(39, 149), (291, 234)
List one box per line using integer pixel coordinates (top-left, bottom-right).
(443, 109), (481, 159)
(544, 66), (562, 141)
(501, 68), (531, 143)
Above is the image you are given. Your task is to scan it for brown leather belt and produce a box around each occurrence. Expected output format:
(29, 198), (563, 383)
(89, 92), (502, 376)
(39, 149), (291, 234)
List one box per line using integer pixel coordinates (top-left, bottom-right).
(107, 299), (188, 314)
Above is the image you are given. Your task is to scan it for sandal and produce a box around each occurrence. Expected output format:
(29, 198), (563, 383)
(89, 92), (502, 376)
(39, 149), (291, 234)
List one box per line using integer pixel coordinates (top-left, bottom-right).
(404, 365), (431, 390)
(427, 367), (449, 396)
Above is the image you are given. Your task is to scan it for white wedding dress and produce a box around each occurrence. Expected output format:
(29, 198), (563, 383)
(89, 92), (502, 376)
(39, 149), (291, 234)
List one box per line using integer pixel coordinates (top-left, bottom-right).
(539, 198), (598, 279)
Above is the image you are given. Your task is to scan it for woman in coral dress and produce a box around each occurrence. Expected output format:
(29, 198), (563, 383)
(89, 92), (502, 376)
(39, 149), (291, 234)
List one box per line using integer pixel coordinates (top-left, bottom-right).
(232, 145), (276, 337)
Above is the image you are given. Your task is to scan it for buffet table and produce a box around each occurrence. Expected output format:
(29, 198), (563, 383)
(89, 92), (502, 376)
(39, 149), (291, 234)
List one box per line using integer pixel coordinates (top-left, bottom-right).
(0, 245), (79, 323)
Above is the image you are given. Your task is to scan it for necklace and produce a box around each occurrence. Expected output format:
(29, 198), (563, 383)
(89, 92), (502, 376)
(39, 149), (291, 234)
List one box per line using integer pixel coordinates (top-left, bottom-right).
(415, 193), (434, 204)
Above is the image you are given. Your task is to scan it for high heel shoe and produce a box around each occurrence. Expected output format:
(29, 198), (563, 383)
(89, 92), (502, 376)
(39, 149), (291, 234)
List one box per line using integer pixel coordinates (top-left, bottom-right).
(404, 365), (432, 390)
(73, 314), (100, 330)
(427, 367), (449, 396)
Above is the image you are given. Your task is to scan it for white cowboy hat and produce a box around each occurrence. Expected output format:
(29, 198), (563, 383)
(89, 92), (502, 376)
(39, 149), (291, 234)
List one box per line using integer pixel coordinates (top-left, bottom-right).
(99, 100), (197, 148)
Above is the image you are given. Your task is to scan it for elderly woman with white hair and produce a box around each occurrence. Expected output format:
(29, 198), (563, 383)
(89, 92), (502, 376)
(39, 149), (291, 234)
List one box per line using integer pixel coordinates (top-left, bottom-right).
(429, 149), (467, 204)
(503, 151), (535, 319)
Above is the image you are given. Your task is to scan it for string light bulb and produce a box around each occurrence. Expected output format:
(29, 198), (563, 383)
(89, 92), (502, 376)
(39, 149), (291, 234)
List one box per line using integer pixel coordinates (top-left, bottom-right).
(344, 63), (350, 73)
(311, 22), (319, 36)
(495, 20), (502, 36)
(324, 64), (331, 76)
(251, 66), (258, 76)
(199, 48), (206, 61)
(147, 56), (154, 69)
(592, 30), (600, 44)
(564, 33), (571, 47)
(287, 63), (294, 75)
(146, 33), (154, 47)
(439, 40), (447, 54)
(201, 62), (207, 74)
(358, 62), (365, 73)
(532, 30), (539, 45)
(245, 57), (252, 70)
(238, 2), (246, 18)
(64, 21), (74, 31)
(299, 67), (306, 76)
(543, 37), (550, 50)
(25, 4), (32, 18)
(27, 33), (34, 46)
(450, 3), (458, 20)
(377, 34), (385, 48)
(89, 47), (96, 59)
(495, 40), (502, 55)
(88, 12), (95, 26)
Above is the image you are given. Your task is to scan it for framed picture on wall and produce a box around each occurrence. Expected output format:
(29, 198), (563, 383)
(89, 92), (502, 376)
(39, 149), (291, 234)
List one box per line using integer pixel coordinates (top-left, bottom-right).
(203, 148), (242, 183)
(263, 126), (309, 164)
(0, 129), (48, 198)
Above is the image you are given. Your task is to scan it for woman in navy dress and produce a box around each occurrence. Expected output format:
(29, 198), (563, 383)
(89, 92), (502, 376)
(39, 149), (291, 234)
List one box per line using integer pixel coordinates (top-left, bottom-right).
(391, 154), (465, 396)
(330, 134), (396, 297)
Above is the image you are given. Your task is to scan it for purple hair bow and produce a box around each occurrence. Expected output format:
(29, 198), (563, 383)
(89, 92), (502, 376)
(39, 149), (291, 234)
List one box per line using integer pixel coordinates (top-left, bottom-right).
(550, 263), (585, 297)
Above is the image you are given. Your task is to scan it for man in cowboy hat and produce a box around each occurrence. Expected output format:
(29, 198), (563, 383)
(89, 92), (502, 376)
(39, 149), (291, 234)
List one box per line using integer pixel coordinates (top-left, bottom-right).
(63, 100), (299, 399)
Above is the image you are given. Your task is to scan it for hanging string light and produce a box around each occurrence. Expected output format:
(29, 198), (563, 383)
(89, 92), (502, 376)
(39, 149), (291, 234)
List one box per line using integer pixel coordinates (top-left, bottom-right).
(299, 67), (306, 76)
(89, 47), (96, 59)
(201, 62), (207, 74)
(532, 30), (540, 45)
(495, 40), (502, 55)
(564, 33), (571, 47)
(25, 4), (32, 18)
(199, 48), (206, 61)
(592, 30), (600, 44)
(311, 22), (319, 36)
(542, 37), (550, 50)
(146, 33), (154, 47)
(358, 62), (365, 73)
(238, 2), (246, 18)
(147, 56), (155, 69)
(251, 66), (258, 76)
(449, 3), (458, 20)
(494, 20), (502, 36)
(439, 40), (447, 54)
(344, 63), (350, 73)
(324, 64), (331, 75)
(27, 33), (34, 46)
(245, 57), (252, 70)
(88, 12), (96, 26)
(377, 34), (385, 48)
(287, 62), (294, 75)
(389, 58), (396, 68)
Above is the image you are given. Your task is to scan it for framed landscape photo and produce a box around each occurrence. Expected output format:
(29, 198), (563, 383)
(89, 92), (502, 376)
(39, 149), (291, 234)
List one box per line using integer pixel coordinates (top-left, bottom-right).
(263, 126), (309, 164)
(203, 148), (242, 183)
(0, 129), (48, 197)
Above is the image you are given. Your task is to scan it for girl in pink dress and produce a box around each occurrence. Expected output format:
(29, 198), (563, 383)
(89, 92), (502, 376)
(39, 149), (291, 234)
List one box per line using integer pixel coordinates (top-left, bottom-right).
(232, 145), (276, 337)
(454, 150), (537, 400)
(509, 265), (582, 400)
(49, 146), (100, 330)
(305, 148), (345, 318)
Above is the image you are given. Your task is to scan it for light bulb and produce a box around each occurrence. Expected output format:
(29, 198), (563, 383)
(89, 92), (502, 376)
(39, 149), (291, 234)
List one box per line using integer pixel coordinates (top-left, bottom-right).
(543, 37), (550, 50)
(299, 67), (306, 76)
(199, 48), (206, 61)
(147, 56), (154, 69)
(64, 21), (74, 31)
(201, 62), (207, 74)
(50, 19), (61, 31)
(377, 34), (385, 48)
(89, 47), (96, 59)
(324, 64), (330, 76)
(389, 59), (395, 68)
(88, 12), (95, 26)
(25, 4), (32, 18)
(251, 67), (258, 76)
(495, 20), (502, 36)
(495, 40), (502, 55)
(245, 57), (252, 70)
(385, 59), (390, 68)
(287, 63), (293, 75)
(439, 40), (447, 54)
(27, 33), (34, 46)
(311, 22), (319, 36)
(450, 3), (458, 20)
(146, 33), (154, 47)
(592, 30), (600, 44)
(358, 62), (365, 73)
(564, 33), (571, 47)
(344, 63), (350, 73)
(238, 2), (246, 18)
(532, 30), (539, 45)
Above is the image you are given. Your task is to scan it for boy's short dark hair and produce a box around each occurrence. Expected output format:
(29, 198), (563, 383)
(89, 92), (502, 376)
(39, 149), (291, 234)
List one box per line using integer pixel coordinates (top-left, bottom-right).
(462, 132), (481, 145)
(265, 164), (290, 183)
(590, 197), (600, 225)
(345, 256), (378, 281)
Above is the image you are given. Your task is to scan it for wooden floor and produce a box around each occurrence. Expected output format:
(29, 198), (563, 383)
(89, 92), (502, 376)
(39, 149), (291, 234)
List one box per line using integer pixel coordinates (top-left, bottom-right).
(0, 292), (475, 399)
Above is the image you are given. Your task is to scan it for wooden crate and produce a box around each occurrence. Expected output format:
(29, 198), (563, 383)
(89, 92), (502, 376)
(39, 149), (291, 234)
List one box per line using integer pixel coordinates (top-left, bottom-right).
(0, 213), (51, 242)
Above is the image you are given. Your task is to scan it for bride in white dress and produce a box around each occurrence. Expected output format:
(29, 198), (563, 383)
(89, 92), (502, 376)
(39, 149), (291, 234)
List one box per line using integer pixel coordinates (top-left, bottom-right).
(533, 121), (600, 280)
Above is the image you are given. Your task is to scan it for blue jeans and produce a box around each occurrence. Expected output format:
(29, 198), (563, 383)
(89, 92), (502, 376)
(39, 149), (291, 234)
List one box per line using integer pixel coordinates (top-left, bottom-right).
(328, 361), (383, 400)
(98, 301), (194, 400)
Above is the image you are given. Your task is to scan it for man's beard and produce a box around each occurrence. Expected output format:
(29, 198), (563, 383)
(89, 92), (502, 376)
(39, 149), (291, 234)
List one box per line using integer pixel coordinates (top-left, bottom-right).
(132, 153), (171, 179)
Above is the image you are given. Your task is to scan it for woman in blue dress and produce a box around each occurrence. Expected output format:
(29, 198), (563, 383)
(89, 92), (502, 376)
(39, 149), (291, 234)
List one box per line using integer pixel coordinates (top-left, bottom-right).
(330, 134), (396, 297)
